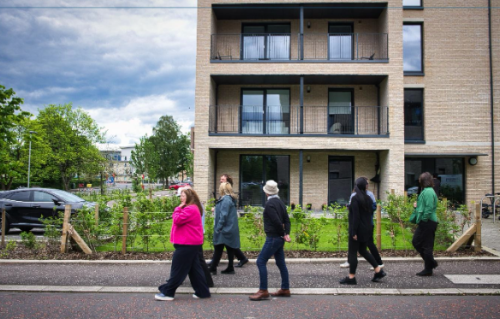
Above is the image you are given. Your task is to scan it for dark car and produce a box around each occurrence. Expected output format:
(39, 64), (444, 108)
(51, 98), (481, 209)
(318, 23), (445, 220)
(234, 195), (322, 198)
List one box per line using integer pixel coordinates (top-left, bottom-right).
(0, 188), (96, 233)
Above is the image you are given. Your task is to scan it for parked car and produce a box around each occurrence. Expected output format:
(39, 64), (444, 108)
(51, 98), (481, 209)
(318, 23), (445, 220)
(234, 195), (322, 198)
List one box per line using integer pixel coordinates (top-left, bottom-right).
(168, 182), (191, 190)
(0, 188), (96, 234)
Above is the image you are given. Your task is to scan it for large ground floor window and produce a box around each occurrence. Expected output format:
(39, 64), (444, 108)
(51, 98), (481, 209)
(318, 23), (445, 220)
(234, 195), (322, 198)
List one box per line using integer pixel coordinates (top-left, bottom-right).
(240, 155), (290, 207)
(328, 156), (354, 206)
(405, 157), (465, 204)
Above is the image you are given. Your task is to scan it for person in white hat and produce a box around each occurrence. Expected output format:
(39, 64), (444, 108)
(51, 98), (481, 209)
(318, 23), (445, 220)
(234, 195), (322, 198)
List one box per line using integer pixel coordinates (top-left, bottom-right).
(249, 180), (291, 301)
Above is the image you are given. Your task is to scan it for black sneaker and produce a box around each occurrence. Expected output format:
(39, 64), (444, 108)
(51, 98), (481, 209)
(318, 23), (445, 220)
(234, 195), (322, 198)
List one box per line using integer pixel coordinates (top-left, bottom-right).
(372, 270), (387, 282)
(433, 260), (438, 269)
(416, 270), (433, 276)
(221, 268), (235, 274)
(339, 276), (357, 285)
(209, 269), (217, 276)
(235, 259), (249, 268)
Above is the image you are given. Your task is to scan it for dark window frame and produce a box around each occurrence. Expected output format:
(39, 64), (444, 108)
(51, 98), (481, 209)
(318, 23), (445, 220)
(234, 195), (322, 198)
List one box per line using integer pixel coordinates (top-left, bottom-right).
(403, 0), (423, 10)
(404, 88), (425, 143)
(327, 88), (355, 134)
(240, 88), (291, 135)
(327, 22), (355, 61)
(403, 22), (424, 75)
(241, 23), (292, 60)
(239, 154), (291, 207)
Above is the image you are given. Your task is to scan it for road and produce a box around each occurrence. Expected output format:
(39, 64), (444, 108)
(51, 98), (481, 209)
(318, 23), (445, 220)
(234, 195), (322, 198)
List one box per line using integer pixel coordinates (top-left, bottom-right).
(0, 293), (499, 319)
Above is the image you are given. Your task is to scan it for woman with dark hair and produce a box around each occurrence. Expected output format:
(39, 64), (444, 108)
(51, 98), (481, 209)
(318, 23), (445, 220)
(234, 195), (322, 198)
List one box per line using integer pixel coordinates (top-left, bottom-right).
(339, 177), (387, 285)
(155, 188), (211, 301)
(411, 172), (439, 276)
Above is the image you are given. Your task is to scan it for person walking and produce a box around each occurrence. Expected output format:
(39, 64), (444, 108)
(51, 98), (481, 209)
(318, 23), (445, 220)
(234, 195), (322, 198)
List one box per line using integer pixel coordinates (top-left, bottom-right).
(411, 172), (439, 276)
(156, 188), (210, 301)
(209, 182), (240, 275)
(210, 174), (249, 268)
(340, 177), (384, 270)
(339, 177), (387, 285)
(249, 180), (291, 301)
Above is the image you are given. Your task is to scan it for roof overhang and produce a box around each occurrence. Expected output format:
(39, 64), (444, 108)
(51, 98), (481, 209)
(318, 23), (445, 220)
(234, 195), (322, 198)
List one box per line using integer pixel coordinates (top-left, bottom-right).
(212, 3), (387, 20)
(405, 153), (489, 158)
(212, 74), (387, 85)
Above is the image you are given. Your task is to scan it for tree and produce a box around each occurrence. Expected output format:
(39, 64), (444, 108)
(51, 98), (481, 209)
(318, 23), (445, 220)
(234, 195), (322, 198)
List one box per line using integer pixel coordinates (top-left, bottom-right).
(176, 133), (193, 181)
(34, 104), (106, 190)
(0, 85), (32, 190)
(131, 135), (159, 185)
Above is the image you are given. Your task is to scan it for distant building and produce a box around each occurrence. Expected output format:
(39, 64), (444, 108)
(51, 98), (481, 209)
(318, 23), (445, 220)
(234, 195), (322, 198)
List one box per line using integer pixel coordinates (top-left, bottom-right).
(97, 144), (135, 183)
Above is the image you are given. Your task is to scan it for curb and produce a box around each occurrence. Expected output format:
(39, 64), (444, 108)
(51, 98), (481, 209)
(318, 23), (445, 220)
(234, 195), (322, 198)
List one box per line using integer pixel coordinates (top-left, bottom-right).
(0, 285), (499, 296)
(1, 256), (500, 264)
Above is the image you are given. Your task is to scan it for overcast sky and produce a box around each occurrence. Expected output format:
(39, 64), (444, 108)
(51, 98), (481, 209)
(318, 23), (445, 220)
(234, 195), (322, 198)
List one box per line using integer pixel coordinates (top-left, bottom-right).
(0, 0), (197, 146)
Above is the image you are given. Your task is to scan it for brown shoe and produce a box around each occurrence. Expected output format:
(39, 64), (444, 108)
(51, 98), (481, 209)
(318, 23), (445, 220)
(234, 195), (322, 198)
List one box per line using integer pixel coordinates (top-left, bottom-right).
(271, 289), (291, 297)
(249, 289), (270, 301)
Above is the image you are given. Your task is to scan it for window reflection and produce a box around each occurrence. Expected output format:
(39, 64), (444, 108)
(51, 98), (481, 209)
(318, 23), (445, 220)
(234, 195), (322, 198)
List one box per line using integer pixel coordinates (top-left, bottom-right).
(404, 89), (424, 141)
(403, 24), (423, 72)
(403, 0), (422, 6)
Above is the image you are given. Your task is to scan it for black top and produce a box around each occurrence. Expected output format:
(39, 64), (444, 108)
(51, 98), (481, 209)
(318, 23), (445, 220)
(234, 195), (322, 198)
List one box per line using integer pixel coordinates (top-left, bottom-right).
(348, 193), (374, 242)
(263, 197), (291, 237)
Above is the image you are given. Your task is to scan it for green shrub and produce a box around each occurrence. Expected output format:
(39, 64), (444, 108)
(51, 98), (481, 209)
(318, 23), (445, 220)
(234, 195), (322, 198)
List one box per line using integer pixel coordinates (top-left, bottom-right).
(20, 231), (37, 249)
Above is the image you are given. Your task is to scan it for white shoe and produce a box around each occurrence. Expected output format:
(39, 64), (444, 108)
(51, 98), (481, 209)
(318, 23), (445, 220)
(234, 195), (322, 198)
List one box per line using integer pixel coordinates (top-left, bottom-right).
(340, 261), (350, 268)
(192, 294), (199, 299)
(155, 293), (174, 301)
(370, 264), (384, 270)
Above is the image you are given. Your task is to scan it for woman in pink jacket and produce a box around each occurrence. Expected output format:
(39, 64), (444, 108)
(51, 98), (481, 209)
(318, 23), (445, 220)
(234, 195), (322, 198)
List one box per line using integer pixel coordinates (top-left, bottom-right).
(155, 188), (211, 301)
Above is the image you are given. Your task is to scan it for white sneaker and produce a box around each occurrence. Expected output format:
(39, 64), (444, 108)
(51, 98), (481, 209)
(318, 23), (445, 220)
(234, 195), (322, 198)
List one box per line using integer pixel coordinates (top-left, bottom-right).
(340, 261), (350, 268)
(370, 264), (384, 270)
(192, 294), (199, 299)
(155, 293), (174, 301)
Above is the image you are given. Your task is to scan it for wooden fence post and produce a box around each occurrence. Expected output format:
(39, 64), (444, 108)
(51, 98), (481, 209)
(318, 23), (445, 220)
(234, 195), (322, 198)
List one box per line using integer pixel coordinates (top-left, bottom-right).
(121, 207), (129, 254)
(391, 189), (395, 195)
(404, 191), (407, 203)
(1, 208), (6, 248)
(60, 205), (72, 253)
(376, 204), (382, 250)
(475, 203), (482, 252)
(149, 188), (153, 200)
(94, 203), (99, 227)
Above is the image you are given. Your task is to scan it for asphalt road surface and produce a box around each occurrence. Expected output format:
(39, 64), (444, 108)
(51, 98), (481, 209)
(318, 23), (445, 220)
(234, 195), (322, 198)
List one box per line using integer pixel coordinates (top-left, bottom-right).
(0, 293), (499, 319)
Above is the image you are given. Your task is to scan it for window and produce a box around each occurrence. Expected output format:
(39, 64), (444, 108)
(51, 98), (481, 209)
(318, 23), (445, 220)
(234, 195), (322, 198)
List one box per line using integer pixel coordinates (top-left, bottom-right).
(241, 89), (290, 134)
(9, 191), (31, 202)
(403, 23), (423, 74)
(404, 89), (424, 141)
(33, 191), (56, 202)
(328, 24), (353, 60)
(328, 89), (354, 134)
(403, 0), (422, 7)
(242, 24), (291, 60)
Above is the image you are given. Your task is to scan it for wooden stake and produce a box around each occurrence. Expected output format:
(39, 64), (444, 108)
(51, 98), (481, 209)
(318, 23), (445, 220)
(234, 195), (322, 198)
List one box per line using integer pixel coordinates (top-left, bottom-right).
(475, 203), (482, 252)
(69, 226), (93, 254)
(60, 205), (72, 253)
(404, 191), (407, 203)
(149, 188), (152, 200)
(376, 204), (382, 251)
(391, 189), (395, 195)
(121, 207), (129, 254)
(1, 208), (6, 249)
(94, 203), (99, 226)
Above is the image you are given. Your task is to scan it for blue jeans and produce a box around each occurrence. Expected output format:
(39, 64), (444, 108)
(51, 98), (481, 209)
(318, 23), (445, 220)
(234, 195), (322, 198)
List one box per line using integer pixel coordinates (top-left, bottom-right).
(256, 236), (289, 290)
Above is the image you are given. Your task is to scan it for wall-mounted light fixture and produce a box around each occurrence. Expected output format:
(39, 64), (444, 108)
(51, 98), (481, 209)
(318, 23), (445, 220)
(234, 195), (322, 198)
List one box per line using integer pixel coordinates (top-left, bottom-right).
(468, 157), (478, 166)
(306, 86), (311, 93)
(307, 21), (311, 28)
(306, 155), (311, 163)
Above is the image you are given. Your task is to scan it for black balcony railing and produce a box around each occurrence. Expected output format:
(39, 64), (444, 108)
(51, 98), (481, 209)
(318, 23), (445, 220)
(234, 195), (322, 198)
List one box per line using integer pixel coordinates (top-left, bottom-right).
(211, 33), (388, 61)
(209, 105), (389, 136)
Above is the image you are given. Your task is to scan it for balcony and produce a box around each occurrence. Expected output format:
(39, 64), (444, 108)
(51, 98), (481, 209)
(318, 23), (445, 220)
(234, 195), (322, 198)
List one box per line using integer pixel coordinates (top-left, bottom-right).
(211, 33), (388, 62)
(209, 105), (389, 137)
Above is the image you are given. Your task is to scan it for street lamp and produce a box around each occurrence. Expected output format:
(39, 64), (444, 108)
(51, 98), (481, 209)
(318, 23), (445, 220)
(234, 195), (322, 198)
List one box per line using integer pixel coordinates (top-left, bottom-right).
(27, 131), (36, 188)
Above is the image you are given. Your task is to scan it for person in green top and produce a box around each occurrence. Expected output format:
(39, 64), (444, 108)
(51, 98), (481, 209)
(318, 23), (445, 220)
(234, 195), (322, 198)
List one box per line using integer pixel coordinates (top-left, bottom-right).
(411, 172), (439, 276)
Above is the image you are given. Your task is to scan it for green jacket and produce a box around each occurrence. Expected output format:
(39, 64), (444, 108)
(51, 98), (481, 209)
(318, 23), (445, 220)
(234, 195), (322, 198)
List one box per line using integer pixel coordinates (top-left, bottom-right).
(414, 187), (438, 224)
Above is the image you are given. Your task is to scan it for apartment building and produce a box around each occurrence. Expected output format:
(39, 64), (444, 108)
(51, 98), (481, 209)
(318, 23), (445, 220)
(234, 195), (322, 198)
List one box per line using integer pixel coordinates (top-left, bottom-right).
(194, 0), (499, 209)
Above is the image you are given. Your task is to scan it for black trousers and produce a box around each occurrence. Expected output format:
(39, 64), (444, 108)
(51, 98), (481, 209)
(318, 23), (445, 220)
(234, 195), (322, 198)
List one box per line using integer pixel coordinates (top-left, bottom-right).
(367, 225), (383, 266)
(234, 248), (247, 262)
(209, 244), (235, 270)
(198, 245), (214, 287)
(348, 237), (379, 275)
(159, 244), (210, 298)
(412, 220), (438, 271)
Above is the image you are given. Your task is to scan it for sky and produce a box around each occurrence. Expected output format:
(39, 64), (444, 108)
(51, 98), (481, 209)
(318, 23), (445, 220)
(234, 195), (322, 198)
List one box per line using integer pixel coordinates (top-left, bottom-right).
(0, 0), (198, 146)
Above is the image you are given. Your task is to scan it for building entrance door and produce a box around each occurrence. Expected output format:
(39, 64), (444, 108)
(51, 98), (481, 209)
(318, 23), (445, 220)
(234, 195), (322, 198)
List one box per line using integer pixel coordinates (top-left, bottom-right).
(328, 156), (354, 206)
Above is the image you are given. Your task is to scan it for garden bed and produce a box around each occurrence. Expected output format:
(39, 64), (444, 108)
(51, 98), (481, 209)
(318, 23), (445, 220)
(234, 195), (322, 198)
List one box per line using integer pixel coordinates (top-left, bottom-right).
(0, 243), (493, 261)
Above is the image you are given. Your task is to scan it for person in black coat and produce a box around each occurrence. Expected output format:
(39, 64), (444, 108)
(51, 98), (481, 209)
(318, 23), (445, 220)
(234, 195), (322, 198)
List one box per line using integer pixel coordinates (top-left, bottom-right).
(339, 177), (387, 285)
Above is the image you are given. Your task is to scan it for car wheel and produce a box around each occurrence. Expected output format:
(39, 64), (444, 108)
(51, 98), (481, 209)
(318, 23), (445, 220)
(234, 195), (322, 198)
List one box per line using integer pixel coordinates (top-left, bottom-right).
(18, 226), (33, 232)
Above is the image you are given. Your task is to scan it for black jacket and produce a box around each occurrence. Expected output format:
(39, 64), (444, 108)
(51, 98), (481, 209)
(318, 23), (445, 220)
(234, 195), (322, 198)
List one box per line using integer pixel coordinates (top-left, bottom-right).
(263, 197), (291, 237)
(348, 193), (373, 242)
